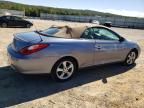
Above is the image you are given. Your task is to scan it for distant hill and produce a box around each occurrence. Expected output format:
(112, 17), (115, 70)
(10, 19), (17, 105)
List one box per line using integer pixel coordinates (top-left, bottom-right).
(0, 0), (141, 19)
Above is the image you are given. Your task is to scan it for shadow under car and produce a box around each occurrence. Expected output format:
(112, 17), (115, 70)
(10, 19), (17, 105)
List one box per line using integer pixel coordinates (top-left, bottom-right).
(0, 63), (136, 107)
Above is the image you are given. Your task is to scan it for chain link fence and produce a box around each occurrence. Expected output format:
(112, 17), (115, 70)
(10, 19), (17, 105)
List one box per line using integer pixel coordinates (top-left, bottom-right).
(40, 13), (144, 29)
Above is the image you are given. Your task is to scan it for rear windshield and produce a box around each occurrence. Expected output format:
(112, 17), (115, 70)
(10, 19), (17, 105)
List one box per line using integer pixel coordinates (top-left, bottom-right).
(41, 27), (60, 35)
(38, 27), (72, 38)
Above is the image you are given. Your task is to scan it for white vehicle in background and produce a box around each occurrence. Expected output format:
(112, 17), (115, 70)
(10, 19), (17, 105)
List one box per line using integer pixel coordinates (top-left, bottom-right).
(89, 20), (100, 25)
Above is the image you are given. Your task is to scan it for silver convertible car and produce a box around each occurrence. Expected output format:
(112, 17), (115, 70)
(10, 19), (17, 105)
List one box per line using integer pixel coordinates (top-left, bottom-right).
(7, 25), (141, 81)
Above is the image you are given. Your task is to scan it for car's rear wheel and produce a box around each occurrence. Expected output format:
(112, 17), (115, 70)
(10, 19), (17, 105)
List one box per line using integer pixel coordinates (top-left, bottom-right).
(1, 23), (7, 28)
(51, 58), (77, 82)
(124, 50), (137, 66)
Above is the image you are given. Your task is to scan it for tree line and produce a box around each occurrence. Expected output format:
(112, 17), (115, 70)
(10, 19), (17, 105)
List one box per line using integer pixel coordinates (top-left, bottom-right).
(0, 1), (141, 19)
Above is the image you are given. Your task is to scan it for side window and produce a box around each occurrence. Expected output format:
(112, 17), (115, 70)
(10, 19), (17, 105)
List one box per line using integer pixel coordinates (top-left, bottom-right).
(14, 17), (22, 20)
(10, 16), (15, 20)
(10, 16), (21, 20)
(81, 28), (93, 39)
(93, 27), (120, 41)
(5, 16), (10, 20)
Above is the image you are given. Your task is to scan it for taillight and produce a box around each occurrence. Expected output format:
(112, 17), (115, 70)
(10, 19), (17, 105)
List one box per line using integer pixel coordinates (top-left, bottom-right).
(20, 44), (49, 55)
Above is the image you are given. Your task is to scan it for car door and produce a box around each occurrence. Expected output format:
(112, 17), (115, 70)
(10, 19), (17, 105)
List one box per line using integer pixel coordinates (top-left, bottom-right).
(4, 16), (13, 26)
(9, 16), (18, 26)
(92, 27), (127, 65)
(12, 16), (23, 27)
(80, 28), (95, 67)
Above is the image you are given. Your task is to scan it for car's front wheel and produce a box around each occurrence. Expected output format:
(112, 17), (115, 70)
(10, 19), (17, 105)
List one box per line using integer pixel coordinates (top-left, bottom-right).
(26, 24), (31, 28)
(51, 58), (77, 82)
(124, 50), (137, 66)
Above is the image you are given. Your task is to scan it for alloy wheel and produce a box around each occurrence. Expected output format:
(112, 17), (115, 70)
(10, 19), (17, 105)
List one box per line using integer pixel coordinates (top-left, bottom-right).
(56, 61), (74, 80)
(126, 51), (136, 65)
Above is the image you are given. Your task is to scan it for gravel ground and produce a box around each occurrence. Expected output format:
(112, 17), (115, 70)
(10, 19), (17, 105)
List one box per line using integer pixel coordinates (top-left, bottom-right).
(0, 20), (144, 108)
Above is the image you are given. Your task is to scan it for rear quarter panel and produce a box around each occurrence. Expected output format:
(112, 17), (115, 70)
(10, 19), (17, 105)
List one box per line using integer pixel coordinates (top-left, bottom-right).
(39, 37), (95, 68)
(0, 17), (5, 24)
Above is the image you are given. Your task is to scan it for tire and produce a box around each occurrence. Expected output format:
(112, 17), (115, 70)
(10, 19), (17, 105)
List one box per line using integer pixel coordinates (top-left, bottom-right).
(1, 23), (7, 28)
(51, 58), (77, 82)
(26, 24), (31, 28)
(124, 50), (137, 66)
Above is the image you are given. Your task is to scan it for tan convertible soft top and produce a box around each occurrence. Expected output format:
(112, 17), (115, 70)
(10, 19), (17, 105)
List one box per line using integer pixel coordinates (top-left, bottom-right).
(51, 25), (102, 39)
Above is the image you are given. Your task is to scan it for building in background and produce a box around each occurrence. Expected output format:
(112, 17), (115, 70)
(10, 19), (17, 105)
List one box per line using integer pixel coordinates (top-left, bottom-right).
(0, 9), (25, 17)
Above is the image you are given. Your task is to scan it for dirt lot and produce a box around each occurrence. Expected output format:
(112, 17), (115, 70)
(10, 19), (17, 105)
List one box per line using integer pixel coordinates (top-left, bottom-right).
(0, 20), (144, 108)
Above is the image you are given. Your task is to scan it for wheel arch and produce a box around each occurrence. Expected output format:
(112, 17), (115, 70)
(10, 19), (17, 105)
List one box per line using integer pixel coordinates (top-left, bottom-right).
(131, 48), (139, 58)
(1, 22), (8, 27)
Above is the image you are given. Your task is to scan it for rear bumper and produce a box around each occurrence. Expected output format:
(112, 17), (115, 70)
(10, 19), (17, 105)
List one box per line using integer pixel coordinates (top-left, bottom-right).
(7, 44), (59, 74)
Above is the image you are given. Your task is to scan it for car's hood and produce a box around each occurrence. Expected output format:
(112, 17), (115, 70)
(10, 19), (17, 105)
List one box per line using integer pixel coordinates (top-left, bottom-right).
(126, 39), (138, 44)
(24, 19), (33, 24)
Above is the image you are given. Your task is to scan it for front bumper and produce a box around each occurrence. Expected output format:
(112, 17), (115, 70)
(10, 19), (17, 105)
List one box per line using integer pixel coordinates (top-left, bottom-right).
(7, 44), (58, 74)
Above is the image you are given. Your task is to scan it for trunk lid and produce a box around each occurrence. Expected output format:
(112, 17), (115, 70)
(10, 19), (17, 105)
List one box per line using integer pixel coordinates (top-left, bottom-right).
(13, 31), (42, 51)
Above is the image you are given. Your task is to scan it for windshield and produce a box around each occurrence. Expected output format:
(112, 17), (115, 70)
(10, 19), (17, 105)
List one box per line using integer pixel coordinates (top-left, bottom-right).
(15, 16), (23, 20)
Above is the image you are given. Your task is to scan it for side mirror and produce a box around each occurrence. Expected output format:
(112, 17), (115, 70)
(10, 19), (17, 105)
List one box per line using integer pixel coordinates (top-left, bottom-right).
(119, 37), (125, 42)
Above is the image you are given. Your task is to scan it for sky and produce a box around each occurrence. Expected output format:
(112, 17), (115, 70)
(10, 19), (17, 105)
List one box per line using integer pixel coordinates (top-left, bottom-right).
(7, 0), (144, 17)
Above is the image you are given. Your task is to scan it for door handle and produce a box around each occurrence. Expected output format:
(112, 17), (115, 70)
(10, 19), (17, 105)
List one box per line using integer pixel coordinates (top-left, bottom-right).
(95, 46), (101, 49)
